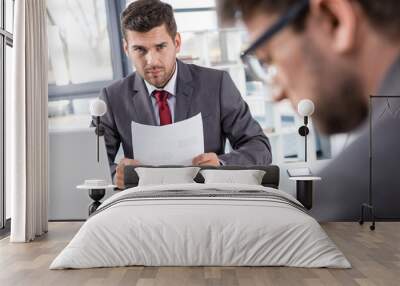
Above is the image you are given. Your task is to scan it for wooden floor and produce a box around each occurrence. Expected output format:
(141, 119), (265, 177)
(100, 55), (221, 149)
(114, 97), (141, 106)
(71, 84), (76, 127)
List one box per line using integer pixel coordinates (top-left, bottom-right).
(0, 222), (399, 286)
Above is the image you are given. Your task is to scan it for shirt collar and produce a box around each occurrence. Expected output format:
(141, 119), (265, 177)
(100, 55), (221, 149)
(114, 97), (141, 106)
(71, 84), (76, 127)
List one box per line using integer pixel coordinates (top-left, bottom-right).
(144, 62), (178, 97)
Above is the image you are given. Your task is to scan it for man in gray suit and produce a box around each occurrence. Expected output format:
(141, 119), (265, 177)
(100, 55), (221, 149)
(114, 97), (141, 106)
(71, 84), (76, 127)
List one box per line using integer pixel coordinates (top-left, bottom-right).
(219, 0), (400, 219)
(98, 0), (272, 188)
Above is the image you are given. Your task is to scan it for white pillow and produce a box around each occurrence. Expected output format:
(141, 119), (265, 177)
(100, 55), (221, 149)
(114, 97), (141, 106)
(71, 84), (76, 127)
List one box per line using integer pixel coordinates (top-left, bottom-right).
(136, 167), (201, 186)
(200, 169), (266, 185)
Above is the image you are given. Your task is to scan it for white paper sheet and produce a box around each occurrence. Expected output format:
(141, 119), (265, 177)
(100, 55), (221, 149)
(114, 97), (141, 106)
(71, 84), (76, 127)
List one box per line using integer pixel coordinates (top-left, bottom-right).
(131, 113), (204, 165)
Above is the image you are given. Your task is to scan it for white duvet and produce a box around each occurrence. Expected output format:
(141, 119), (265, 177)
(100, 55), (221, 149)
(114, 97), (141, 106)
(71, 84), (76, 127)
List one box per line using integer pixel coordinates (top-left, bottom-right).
(50, 183), (351, 269)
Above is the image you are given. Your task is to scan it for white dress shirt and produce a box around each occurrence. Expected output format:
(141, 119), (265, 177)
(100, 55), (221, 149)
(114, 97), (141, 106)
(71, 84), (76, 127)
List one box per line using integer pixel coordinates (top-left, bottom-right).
(144, 62), (178, 125)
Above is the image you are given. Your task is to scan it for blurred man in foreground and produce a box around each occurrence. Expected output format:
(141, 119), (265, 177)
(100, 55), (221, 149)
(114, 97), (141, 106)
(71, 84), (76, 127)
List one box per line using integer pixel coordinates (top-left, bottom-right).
(218, 0), (400, 220)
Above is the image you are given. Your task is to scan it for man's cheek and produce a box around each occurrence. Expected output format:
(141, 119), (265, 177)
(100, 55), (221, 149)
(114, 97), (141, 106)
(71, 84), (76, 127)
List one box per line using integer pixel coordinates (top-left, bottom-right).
(133, 61), (145, 75)
(275, 64), (289, 86)
(282, 67), (308, 100)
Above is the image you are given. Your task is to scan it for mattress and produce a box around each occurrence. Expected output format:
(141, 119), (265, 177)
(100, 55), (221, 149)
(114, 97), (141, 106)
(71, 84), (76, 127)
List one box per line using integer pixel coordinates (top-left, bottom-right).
(50, 183), (351, 269)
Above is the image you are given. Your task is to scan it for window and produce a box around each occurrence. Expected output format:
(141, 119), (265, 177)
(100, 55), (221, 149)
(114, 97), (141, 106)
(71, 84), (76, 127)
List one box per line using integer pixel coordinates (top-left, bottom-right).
(175, 11), (217, 32)
(165, 0), (217, 32)
(1, 0), (14, 233)
(5, 0), (13, 32)
(47, 0), (126, 130)
(47, 0), (124, 95)
(47, 0), (114, 86)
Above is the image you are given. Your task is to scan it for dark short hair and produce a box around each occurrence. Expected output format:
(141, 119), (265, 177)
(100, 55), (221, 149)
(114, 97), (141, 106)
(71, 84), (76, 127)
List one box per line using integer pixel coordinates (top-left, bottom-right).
(218, 0), (400, 39)
(121, 0), (177, 39)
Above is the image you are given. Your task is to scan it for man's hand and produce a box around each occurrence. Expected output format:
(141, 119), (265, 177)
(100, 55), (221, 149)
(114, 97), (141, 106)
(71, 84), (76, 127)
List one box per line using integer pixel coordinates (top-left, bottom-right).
(115, 158), (140, 189)
(192, 153), (220, 166)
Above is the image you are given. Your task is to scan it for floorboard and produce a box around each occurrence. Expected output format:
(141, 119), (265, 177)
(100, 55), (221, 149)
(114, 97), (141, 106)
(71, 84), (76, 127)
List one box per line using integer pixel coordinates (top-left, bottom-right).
(0, 222), (399, 286)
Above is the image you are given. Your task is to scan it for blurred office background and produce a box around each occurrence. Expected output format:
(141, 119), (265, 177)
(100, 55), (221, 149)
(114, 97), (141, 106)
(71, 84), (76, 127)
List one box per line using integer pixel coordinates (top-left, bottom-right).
(46, 0), (350, 165)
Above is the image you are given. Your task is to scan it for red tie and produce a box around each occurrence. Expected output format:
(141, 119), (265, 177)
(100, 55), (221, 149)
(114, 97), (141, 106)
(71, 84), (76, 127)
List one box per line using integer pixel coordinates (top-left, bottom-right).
(152, 90), (172, 125)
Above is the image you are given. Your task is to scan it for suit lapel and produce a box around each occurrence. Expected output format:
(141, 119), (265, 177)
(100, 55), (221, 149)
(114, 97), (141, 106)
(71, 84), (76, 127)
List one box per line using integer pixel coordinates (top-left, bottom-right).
(174, 60), (195, 122)
(131, 74), (157, 125)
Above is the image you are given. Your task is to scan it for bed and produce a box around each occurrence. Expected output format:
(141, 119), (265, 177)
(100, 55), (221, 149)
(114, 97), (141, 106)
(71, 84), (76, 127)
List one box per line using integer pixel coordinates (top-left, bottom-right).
(50, 165), (351, 269)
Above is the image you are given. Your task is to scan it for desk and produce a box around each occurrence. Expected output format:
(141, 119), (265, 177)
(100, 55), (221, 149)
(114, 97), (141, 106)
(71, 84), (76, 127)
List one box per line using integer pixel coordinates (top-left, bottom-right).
(289, 176), (321, 210)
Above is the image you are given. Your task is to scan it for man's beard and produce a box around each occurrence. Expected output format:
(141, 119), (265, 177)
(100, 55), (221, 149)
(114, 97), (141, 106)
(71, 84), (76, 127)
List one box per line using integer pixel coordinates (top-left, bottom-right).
(143, 62), (176, 88)
(315, 74), (368, 134)
(303, 42), (368, 134)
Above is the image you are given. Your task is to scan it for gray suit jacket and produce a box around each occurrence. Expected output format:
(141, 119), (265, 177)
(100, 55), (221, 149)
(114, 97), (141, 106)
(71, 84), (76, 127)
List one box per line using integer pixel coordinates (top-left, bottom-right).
(97, 60), (272, 177)
(313, 54), (400, 220)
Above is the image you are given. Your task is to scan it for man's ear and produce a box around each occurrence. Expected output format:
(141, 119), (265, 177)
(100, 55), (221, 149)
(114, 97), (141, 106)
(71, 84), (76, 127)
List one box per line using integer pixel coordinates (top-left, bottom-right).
(175, 32), (181, 54)
(311, 0), (357, 53)
(123, 38), (129, 56)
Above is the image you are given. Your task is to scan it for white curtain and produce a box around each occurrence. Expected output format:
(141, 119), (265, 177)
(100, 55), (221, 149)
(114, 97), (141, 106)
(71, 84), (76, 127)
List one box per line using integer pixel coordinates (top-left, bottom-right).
(8, 0), (49, 242)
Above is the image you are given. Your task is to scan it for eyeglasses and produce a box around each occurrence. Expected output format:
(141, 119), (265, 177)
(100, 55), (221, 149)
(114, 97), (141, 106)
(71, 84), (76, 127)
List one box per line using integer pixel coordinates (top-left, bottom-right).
(241, 0), (310, 84)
